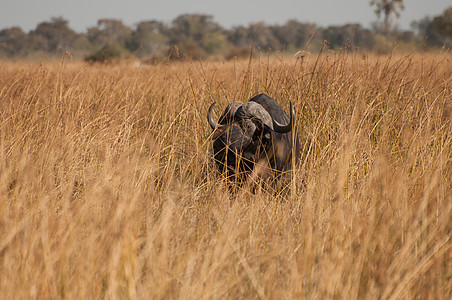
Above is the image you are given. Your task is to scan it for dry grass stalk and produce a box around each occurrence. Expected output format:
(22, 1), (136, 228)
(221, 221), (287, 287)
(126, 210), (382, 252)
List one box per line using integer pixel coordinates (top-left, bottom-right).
(0, 52), (451, 299)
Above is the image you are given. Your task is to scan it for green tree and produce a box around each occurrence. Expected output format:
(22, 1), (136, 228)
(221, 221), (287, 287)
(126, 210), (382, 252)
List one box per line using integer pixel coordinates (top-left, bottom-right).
(203, 32), (229, 55)
(227, 23), (279, 51)
(0, 27), (29, 57)
(411, 7), (452, 48)
(248, 23), (280, 51)
(29, 17), (79, 54)
(169, 14), (221, 44)
(411, 16), (431, 36)
(323, 24), (375, 50)
(226, 26), (251, 48)
(129, 21), (169, 58)
(270, 20), (318, 51)
(168, 14), (228, 58)
(370, 0), (404, 34)
(85, 19), (133, 61)
(87, 19), (132, 47)
(429, 6), (452, 47)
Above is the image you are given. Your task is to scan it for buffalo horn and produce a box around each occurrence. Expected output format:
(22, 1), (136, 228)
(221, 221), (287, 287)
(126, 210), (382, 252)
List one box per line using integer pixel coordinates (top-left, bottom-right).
(208, 102), (226, 130)
(272, 101), (295, 133)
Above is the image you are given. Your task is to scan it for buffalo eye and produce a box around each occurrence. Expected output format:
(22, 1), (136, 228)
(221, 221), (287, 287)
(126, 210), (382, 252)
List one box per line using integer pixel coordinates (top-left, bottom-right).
(240, 119), (256, 136)
(250, 121), (268, 142)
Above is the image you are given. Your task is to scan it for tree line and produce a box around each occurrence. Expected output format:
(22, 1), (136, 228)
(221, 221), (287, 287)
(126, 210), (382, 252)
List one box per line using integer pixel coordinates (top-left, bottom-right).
(0, 7), (451, 62)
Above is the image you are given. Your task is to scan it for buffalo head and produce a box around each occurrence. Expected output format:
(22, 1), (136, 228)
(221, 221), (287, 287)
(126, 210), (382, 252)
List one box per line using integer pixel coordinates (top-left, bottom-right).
(207, 93), (297, 180)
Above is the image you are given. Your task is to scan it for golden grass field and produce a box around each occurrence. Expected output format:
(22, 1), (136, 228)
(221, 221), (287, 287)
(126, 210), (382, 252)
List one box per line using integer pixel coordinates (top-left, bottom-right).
(0, 51), (451, 299)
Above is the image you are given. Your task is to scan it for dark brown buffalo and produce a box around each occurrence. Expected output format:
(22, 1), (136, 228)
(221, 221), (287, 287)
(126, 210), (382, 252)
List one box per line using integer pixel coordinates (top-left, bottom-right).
(207, 93), (298, 180)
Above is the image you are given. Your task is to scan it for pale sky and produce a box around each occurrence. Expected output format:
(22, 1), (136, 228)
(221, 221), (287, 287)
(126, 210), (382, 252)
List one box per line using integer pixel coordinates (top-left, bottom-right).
(1, 0), (451, 33)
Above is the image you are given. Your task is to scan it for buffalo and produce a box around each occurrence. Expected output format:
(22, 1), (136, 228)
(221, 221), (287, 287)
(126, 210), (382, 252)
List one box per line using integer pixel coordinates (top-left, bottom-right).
(207, 93), (298, 181)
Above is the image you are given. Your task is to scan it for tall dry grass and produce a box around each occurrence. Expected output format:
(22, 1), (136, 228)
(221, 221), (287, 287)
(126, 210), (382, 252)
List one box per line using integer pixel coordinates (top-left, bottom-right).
(0, 51), (451, 299)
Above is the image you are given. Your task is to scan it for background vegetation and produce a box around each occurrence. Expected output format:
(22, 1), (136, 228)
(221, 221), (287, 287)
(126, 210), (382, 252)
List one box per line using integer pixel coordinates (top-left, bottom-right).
(1, 6), (452, 62)
(0, 50), (450, 298)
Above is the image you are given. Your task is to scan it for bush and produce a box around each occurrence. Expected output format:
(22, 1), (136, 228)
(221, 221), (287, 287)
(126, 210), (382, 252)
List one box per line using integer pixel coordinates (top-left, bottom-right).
(84, 43), (123, 63)
(167, 42), (207, 61)
(225, 46), (251, 60)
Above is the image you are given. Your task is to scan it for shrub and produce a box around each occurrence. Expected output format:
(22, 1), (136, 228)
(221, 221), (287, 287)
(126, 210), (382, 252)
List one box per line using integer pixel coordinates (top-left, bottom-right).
(84, 43), (123, 63)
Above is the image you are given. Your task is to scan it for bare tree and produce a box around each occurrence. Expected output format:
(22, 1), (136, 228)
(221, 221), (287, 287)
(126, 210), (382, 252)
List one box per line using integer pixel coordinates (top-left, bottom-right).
(370, 0), (404, 34)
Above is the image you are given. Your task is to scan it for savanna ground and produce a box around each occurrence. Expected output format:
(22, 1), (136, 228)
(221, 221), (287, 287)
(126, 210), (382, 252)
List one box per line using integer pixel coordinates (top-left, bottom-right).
(0, 50), (451, 299)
